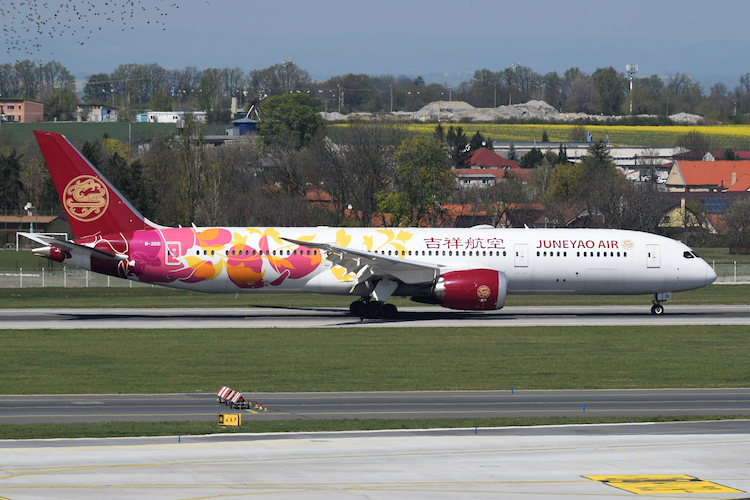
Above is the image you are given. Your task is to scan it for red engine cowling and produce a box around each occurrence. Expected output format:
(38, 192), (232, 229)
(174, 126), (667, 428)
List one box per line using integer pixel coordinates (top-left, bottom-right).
(428, 269), (507, 310)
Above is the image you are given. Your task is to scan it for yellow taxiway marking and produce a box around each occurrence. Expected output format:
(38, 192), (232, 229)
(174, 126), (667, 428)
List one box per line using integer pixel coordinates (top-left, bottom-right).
(584, 474), (744, 494)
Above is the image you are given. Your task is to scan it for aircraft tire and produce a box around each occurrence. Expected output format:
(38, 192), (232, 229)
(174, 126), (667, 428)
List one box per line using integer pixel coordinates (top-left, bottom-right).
(651, 304), (664, 315)
(349, 300), (366, 317)
(364, 301), (382, 319)
(382, 303), (398, 319)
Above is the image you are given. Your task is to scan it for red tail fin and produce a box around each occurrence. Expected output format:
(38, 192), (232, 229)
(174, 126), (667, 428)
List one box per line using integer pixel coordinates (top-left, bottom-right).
(34, 130), (157, 238)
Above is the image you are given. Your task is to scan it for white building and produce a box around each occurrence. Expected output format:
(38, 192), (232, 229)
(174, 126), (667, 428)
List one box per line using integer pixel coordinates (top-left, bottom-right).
(146, 111), (207, 123)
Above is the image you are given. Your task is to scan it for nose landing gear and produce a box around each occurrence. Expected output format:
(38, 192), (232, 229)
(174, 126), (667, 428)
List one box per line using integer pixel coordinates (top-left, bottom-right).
(651, 292), (672, 315)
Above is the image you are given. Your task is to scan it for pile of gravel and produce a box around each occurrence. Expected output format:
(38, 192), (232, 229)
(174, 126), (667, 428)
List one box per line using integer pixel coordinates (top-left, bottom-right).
(668, 112), (703, 124)
(412, 100), (563, 122)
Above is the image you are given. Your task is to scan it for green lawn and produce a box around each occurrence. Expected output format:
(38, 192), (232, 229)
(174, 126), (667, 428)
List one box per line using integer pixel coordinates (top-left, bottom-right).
(0, 121), (176, 148)
(0, 283), (747, 308)
(2, 325), (748, 394)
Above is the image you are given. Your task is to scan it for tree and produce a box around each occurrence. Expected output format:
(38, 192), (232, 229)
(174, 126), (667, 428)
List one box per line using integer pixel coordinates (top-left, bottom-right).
(541, 130), (549, 143)
(309, 123), (410, 226)
(565, 75), (596, 113)
(378, 135), (454, 227)
(721, 148), (738, 161)
(507, 142), (517, 161)
(469, 131), (489, 151)
(444, 126), (470, 168)
(578, 140), (628, 228)
(250, 61), (310, 97)
(593, 67), (627, 115)
(676, 130), (711, 160)
(724, 197), (750, 246)
(520, 147), (543, 169)
(257, 93), (323, 150)
(83, 73), (112, 103)
(0, 150), (24, 211)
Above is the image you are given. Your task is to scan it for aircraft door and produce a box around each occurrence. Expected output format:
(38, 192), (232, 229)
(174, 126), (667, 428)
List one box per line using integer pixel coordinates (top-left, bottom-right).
(514, 243), (528, 267)
(166, 242), (181, 266)
(646, 244), (660, 268)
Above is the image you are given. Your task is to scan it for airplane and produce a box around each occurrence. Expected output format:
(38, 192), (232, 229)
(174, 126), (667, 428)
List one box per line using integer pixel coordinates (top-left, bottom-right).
(23, 130), (717, 319)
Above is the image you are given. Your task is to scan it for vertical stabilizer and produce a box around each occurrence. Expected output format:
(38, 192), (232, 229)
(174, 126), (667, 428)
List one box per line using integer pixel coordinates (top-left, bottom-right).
(34, 130), (156, 238)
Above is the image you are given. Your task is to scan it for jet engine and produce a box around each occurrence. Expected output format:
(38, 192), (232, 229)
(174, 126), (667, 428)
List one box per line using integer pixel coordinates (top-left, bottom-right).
(412, 269), (507, 310)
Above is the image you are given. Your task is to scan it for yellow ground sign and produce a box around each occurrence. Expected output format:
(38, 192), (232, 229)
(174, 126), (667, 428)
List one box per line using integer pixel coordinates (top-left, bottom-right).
(217, 413), (241, 426)
(584, 475), (743, 494)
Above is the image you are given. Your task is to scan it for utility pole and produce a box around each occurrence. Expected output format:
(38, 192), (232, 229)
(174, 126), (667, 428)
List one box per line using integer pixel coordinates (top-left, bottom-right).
(512, 62), (520, 105)
(626, 64), (638, 115)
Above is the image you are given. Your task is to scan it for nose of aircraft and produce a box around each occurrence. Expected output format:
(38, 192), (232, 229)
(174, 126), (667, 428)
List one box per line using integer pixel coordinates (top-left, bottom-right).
(705, 262), (718, 286)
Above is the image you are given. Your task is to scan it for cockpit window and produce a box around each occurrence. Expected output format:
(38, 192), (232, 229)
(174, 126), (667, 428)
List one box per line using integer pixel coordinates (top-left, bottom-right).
(692, 251), (701, 258)
(683, 251), (694, 259)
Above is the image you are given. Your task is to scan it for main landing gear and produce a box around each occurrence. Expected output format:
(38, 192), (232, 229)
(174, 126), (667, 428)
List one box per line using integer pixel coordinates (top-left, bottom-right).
(349, 299), (398, 319)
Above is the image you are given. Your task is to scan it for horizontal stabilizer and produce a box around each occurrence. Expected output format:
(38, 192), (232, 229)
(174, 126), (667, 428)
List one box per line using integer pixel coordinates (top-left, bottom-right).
(19, 233), (126, 262)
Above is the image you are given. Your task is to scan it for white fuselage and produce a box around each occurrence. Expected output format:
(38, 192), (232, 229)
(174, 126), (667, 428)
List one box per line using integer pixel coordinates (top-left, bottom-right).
(109, 226), (715, 297)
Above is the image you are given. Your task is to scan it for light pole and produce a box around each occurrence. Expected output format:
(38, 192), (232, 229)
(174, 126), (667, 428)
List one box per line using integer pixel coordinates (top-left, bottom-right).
(626, 64), (638, 115)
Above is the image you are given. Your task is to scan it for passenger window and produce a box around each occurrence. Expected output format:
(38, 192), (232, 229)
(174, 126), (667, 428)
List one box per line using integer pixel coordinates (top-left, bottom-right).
(429, 251), (432, 256)
(537, 251), (540, 256)
(624, 252), (627, 257)
(617, 252), (620, 257)
(503, 251), (506, 256)
(211, 250), (215, 256)
(462, 251), (466, 256)
(563, 252), (567, 257)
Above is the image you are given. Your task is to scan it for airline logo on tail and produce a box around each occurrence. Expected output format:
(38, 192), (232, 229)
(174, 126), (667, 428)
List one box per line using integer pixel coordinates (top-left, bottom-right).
(64, 175), (109, 222)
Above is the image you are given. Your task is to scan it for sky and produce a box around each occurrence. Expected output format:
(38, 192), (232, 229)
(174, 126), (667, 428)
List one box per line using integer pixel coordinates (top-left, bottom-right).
(3, 0), (750, 90)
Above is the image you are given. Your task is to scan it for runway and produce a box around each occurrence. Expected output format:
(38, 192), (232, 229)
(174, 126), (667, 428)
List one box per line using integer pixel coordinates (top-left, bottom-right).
(1, 422), (749, 499)
(2, 389), (750, 425)
(2, 304), (750, 329)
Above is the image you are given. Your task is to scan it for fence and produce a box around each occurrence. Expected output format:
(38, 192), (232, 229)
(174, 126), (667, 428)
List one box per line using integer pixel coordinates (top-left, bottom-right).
(0, 268), (155, 289)
(1, 263), (749, 288)
(711, 262), (750, 284)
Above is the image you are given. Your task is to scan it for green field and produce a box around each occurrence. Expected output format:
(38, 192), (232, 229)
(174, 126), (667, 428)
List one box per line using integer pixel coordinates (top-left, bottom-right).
(2, 325), (748, 394)
(0, 282), (748, 308)
(0, 121), (176, 147)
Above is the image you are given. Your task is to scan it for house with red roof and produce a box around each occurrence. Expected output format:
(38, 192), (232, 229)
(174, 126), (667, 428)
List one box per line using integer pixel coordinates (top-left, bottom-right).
(455, 148), (527, 188)
(665, 161), (750, 192)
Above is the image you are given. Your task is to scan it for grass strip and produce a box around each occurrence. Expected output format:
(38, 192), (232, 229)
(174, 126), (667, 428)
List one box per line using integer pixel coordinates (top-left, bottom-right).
(0, 284), (748, 308)
(2, 326), (749, 394)
(1, 415), (748, 440)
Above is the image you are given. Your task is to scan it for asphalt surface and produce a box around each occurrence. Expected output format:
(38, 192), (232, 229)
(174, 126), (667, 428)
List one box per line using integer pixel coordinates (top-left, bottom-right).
(2, 389), (750, 425)
(2, 423), (749, 499)
(2, 304), (750, 328)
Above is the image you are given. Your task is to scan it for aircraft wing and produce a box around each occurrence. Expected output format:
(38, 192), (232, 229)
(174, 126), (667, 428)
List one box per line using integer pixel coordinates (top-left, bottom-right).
(283, 237), (440, 286)
(19, 233), (126, 263)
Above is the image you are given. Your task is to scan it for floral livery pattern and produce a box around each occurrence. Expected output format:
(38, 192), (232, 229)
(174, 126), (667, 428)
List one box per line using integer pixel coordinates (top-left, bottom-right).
(132, 227), (323, 289)
(72, 226), (415, 290)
